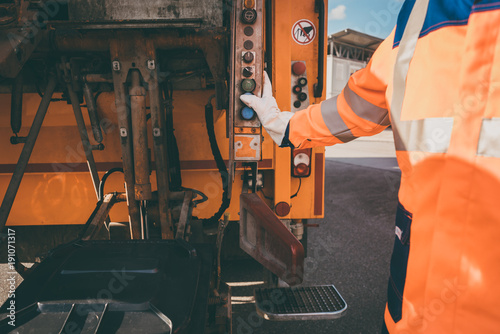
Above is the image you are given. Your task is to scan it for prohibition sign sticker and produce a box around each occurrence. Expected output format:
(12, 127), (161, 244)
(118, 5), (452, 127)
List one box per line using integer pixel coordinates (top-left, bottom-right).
(292, 19), (316, 45)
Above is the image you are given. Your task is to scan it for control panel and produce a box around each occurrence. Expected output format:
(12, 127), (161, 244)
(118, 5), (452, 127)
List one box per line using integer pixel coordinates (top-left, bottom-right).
(290, 61), (310, 112)
(231, 0), (264, 161)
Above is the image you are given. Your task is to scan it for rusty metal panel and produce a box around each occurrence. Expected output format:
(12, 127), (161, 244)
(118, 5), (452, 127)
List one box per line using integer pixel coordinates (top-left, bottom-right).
(240, 193), (304, 285)
(230, 0), (264, 164)
(67, 0), (223, 27)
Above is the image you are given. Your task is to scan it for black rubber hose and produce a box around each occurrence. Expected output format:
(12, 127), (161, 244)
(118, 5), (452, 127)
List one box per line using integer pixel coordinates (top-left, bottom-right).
(203, 99), (230, 227)
(98, 167), (124, 201)
(11, 71), (23, 135)
(161, 81), (183, 191)
(73, 168), (123, 241)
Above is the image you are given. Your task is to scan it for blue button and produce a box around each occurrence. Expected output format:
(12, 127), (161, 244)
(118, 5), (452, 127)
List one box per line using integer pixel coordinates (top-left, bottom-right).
(241, 106), (255, 120)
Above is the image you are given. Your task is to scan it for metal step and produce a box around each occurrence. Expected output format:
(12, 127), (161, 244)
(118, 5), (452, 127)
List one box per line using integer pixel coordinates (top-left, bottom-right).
(254, 285), (347, 321)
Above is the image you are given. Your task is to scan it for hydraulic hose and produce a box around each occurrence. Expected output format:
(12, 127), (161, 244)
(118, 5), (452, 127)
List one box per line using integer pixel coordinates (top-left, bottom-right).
(203, 96), (231, 227)
(98, 167), (124, 201)
(161, 81), (183, 191)
(11, 71), (23, 135)
(74, 167), (123, 241)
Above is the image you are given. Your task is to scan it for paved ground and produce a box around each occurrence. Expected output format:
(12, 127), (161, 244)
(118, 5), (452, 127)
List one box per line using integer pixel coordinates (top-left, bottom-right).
(0, 130), (401, 333)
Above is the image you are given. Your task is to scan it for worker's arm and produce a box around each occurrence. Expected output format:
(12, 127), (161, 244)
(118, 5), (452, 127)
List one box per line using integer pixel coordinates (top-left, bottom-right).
(241, 30), (395, 149)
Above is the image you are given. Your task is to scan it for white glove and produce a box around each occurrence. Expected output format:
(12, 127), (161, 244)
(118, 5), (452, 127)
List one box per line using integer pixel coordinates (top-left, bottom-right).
(240, 72), (293, 146)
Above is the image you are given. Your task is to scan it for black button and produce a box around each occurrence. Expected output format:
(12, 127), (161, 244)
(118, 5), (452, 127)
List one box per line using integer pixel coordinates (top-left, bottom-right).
(294, 101), (302, 108)
(242, 67), (253, 78)
(241, 9), (257, 24)
(298, 92), (307, 101)
(244, 40), (254, 50)
(244, 26), (254, 36)
(243, 51), (254, 63)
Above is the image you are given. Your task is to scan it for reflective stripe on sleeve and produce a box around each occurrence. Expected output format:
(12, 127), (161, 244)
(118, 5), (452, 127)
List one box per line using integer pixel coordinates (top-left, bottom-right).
(393, 118), (454, 153)
(321, 96), (357, 143)
(477, 118), (500, 158)
(344, 84), (391, 126)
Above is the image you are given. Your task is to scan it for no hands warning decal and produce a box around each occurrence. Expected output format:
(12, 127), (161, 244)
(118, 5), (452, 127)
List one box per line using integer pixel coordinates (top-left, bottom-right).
(291, 19), (316, 45)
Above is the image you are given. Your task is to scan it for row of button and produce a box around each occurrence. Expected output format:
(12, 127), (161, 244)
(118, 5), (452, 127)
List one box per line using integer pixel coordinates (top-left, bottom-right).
(291, 62), (309, 109)
(240, 0), (258, 120)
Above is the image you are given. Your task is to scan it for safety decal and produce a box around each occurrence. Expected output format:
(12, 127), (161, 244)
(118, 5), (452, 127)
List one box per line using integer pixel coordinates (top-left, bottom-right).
(291, 19), (316, 45)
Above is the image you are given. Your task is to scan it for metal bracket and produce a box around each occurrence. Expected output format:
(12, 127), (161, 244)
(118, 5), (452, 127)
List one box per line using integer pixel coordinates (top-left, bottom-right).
(242, 162), (258, 193)
(175, 191), (194, 240)
(79, 192), (127, 241)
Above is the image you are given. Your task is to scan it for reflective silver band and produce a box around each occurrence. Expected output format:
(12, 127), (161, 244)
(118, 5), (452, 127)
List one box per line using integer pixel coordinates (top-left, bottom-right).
(344, 84), (390, 126)
(477, 118), (500, 158)
(393, 118), (454, 153)
(391, 0), (430, 121)
(321, 96), (357, 143)
(390, 0), (435, 153)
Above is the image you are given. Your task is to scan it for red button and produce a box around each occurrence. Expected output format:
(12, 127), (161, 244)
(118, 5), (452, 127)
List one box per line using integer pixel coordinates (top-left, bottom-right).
(292, 62), (306, 76)
(275, 202), (291, 217)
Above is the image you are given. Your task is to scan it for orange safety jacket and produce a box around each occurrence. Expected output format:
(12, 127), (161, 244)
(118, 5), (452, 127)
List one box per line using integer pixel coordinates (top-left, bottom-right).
(283, 0), (500, 332)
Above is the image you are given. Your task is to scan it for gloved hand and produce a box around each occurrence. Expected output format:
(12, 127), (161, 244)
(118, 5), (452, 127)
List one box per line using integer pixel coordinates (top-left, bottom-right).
(240, 72), (293, 146)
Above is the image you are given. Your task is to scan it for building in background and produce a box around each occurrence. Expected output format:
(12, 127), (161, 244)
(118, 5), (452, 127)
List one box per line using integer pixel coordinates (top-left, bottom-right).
(326, 29), (382, 98)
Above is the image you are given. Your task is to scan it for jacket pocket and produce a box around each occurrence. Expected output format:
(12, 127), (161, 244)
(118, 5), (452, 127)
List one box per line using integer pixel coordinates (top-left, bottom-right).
(387, 202), (412, 323)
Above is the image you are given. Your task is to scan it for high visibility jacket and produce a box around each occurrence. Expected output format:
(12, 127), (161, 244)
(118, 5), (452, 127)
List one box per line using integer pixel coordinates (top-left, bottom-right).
(285, 0), (500, 332)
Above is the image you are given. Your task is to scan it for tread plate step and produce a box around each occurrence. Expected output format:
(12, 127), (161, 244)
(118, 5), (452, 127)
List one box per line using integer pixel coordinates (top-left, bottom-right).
(254, 285), (347, 321)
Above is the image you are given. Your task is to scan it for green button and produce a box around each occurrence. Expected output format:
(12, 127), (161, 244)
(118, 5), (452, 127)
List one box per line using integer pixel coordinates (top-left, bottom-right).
(241, 79), (256, 92)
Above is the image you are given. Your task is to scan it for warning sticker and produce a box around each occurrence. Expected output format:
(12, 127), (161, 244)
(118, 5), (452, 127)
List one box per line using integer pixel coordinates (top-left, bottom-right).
(291, 19), (316, 45)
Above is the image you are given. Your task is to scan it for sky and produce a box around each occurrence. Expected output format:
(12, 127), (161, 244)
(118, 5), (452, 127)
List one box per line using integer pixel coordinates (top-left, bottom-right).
(328, 0), (404, 39)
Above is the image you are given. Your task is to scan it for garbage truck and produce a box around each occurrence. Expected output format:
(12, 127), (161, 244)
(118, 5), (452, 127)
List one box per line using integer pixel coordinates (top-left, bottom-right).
(0, 0), (346, 332)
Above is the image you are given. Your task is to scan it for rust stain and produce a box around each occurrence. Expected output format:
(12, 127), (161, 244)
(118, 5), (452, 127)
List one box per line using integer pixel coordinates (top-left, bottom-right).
(235, 136), (257, 159)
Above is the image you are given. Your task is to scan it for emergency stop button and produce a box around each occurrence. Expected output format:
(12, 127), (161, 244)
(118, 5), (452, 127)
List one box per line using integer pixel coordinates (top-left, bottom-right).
(292, 62), (306, 76)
